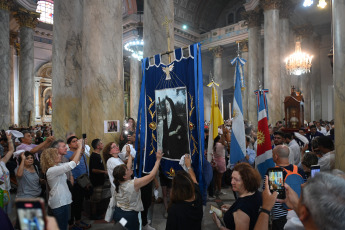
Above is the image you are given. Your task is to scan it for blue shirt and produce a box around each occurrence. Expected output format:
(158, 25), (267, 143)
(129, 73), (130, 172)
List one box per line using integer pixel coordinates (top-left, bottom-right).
(66, 151), (89, 179)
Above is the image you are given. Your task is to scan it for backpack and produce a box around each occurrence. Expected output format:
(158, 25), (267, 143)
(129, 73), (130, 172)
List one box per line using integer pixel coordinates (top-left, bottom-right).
(280, 165), (305, 209)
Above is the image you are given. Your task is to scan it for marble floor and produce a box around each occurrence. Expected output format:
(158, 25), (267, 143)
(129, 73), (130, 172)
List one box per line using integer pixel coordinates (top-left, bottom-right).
(9, 188), (236, 230)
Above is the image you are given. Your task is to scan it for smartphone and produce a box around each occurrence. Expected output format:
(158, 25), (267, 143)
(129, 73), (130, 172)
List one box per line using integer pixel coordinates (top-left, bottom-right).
(16, 198), (46, 230)
(267, 167), (286, 199)
(82, 133), (87, 139)
(82, 133), (86, 148)
(310, 165), (320, 178)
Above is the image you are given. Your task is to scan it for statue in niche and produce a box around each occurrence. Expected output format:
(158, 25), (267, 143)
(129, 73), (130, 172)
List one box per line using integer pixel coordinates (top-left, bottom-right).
(45, 95), (52, 115)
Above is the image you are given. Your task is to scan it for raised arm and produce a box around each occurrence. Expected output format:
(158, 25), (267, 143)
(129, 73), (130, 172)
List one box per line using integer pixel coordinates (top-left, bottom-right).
(71, 139), (83, 164)
(134, 150), (163, 191)
(2, 133), (14, 163)
(184, 154), (197, 184)
(30, 136), (55, 154)
(16, 152), (26, 178)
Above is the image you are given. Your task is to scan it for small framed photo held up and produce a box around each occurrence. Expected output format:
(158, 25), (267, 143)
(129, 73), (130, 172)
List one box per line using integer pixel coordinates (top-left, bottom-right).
(104, 120), (120, 133)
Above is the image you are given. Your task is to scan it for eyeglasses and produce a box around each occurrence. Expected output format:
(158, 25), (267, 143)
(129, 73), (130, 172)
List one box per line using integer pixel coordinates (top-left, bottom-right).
(111, 145), (119, 149)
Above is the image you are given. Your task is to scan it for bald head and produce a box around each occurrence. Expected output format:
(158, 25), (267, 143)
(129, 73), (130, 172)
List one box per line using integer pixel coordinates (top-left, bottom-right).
(273, 145), (290, 160)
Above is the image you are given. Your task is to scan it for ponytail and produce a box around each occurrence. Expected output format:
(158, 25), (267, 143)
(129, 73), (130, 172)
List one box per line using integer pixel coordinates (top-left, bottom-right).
(114, 178), (120, 193)
(113, 164), (127, 193)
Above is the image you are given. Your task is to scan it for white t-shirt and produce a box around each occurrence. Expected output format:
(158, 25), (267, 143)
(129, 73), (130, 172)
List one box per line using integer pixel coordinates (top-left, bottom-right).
(319, 151), (335, 171)
(115, 179), (144, 212)
(0, 161), (11, 191)
(107, 157), (124, 195)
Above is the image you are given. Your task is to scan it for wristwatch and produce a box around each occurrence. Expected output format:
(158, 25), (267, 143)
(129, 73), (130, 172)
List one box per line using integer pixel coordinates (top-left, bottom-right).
(259, 207), (271, 215)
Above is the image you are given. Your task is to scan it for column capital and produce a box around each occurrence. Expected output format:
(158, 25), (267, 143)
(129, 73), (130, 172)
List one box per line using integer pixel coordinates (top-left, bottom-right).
(13, 7), (39, 29)
(0, 0), (14, 11)
(279, 0), (295, 19)
(293, 24), (313, 39)
(209, 46), (223, 58)
(243, 9), (262, 28)
(236, 39), (249, 52)
(260, 0), (281, 11)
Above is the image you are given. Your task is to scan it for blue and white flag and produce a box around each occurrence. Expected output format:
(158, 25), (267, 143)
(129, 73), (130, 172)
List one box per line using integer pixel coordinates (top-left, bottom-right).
(230, 57), (246, 164)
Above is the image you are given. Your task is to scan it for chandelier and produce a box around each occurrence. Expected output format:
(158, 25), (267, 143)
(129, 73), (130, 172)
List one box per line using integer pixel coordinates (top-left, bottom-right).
(124, 39), (144, 60)
(285, 41), (313, 76)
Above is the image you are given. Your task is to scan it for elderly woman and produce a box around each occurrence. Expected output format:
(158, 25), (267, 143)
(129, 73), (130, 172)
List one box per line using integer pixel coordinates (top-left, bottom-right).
(40, 140), (82, 230)
(212, 163), (262, 230)
(166, 154), (203, 230)
(15, 151), (42, 198)
(112, 150), (163, 230)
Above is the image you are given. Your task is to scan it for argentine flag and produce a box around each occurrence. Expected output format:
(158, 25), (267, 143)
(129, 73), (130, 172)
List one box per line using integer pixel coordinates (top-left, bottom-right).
(230, 57), (246, 164)
(255, 91), (275, 178)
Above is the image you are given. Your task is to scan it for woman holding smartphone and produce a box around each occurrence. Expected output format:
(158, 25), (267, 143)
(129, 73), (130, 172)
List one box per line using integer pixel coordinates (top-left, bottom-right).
(40, 140), (83, 230)
(112, 150), (163, 230)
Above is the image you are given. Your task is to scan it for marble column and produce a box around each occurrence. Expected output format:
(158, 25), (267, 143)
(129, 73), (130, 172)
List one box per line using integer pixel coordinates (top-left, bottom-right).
(240, 42), (249, 121)
(312, 37), (322, 120)
(144, 0), (174, 61)
(279, 2), (292, 118)
(332, 0), (345, 171)
(34, 77), (41, 121)
(82, 0), (124, 144)
(14, 9), (39, 127)
(211, 46), (224, 117)
(130, 57), (141, 121)
(0, 2), (11, 130)
(52, 0), (83, 139)
(245, 10), (261, 124)
(263, 0), (281, 126)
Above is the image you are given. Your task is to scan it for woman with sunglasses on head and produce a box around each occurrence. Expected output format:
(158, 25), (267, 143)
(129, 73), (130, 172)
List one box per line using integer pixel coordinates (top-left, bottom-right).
(112, 150), (163, 230)
(15, 151), (42, 198)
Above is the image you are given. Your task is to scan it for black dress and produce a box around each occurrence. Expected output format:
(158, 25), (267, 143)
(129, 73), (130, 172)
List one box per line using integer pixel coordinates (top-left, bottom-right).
(223, 191), (262, 230)
(166, 184), (203, 230)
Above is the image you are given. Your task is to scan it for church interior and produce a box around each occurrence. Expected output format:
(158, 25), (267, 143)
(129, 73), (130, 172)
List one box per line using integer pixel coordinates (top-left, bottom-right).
(1, 0), (345, 229)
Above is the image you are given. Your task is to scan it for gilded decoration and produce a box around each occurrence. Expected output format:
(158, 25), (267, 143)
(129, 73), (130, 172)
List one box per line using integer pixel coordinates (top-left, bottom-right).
(166, 167), (175, 177)
(0, 0), (13, 10)
(260, 0), (281, 11)
(209, 46), (223, 58)
(188, 93), (198, 156)
(237, 39), (249, 52)
(10, 31), (20, 55)
(147, 95), (157, 156)
(13, 8), (39, 29)
(242, 9), (262, 28)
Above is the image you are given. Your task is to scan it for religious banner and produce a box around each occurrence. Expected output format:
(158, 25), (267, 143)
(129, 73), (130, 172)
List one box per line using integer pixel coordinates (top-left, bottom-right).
(134, 44), (205, 185)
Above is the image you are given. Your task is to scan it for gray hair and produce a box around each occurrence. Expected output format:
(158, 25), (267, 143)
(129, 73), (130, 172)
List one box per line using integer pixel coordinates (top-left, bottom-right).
(301, 172), (345, 230)
(50, 139), (65, 149)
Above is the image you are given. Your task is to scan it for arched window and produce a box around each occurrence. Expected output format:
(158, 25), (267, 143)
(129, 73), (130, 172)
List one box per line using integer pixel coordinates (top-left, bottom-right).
(36, 0), (54, 24)
(235, 7), (245, 23)
(227, 13), (234, 25)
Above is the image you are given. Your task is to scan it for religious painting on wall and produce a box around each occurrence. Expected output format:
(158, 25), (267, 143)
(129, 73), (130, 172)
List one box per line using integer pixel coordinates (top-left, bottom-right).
(104, 120), (119, 133)
(135, 44), (205, 183)
(155, 87), (190, 160)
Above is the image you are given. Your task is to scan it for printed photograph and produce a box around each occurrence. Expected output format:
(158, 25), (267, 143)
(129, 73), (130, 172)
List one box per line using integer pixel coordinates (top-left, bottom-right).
(104, 120), (119, 133)
(155, 87), (190, 160)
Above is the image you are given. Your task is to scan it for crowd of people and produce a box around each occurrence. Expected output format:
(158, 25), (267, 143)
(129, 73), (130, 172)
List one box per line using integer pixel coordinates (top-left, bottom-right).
(0, 117), (344, 230)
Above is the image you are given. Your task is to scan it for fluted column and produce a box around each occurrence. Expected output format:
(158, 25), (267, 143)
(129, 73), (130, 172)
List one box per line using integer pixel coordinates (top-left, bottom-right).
(14, 9), (39, 127)
(144, 0), (174, 61)
(130, 57), (141, 120)
(279, 1), (292, 117)
(0, 1), (11, 130)
(244, 10), (261, 124)
(312, 37), (322, 120)
(333, 0), (345, 171)
(239, 40), (249, 120)
(262, 0), (281, 125)
(82, 0), (124, 144)
(210, 46), (224, 116)
(52, 0), (83, 139)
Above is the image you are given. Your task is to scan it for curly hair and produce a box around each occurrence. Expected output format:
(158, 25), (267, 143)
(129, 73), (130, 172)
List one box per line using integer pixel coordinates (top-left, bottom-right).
(103, 142), (115, 164)
(40, 148), (58, 173)
(233, 163), (261, 193)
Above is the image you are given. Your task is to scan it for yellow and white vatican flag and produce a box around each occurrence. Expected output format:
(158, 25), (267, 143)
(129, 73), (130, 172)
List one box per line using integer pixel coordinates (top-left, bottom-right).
(207, 81), (224, 162)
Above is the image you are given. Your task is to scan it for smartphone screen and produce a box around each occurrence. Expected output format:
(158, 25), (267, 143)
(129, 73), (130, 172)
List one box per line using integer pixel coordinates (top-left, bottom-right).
(268, 168), (286, 199)
(16, 199), (46, 230)
(310, 165), (320, 178)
